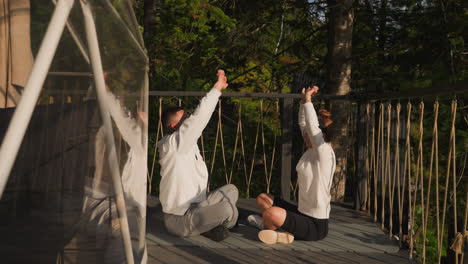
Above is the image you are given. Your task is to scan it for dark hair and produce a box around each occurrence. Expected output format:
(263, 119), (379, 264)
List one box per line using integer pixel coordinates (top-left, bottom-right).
(318, 109), (333, 143)
(161, 106), (184, 134)
(320, 125), (334, 143)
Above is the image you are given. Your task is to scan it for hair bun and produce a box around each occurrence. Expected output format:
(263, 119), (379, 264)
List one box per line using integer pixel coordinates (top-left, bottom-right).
(318, 109), (333, 127)
(318, 109), (332, 118)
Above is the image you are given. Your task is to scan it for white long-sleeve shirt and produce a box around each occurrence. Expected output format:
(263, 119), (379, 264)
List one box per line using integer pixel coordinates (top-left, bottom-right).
(105, 92), (147, 213)
(296, 102), (336, 219)
(158, 88), (221, 215)
(83, 91), (148, 263)
(85, 92), (147, 208)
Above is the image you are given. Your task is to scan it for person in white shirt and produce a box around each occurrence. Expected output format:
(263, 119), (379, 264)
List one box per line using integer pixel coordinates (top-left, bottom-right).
(248, 86), (336, 244)
(82, 77), (148, 263)
(157, 70), (239, 242)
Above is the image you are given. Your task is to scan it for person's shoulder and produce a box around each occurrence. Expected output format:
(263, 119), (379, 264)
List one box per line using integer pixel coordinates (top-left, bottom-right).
(157, 134), (175, 149)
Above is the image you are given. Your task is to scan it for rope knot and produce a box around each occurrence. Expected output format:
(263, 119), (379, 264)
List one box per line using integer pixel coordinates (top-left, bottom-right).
(450, 231), (468, 254)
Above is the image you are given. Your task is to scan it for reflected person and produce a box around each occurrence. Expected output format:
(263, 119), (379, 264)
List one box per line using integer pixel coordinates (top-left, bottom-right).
(81, 76), (148, 263)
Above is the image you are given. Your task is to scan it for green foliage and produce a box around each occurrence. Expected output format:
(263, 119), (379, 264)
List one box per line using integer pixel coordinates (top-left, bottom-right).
(413, 206), (444, 263)
(352, 0), (467, 93)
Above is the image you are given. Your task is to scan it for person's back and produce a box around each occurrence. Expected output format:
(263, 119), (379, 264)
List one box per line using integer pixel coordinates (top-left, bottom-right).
(157, 90), (219, 215)
(251, 86), (336, 245)
(296, 103), (336, 220)
(157, 70), (239, 241)
(296, 135), (335, 214)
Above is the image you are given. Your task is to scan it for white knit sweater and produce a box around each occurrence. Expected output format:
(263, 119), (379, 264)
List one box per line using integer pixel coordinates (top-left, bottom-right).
(158, 89), (221, 215)
(296, 102), (336, 219)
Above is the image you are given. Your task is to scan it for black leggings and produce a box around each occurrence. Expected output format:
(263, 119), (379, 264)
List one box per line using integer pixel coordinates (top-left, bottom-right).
(274, 197), (328, 241)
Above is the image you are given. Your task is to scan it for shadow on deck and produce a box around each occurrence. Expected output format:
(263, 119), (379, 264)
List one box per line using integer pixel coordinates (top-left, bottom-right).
(146, 198), (416, 264)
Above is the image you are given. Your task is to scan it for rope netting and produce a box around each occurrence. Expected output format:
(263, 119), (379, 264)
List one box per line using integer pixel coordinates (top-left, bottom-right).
(363, 98), (466, 263)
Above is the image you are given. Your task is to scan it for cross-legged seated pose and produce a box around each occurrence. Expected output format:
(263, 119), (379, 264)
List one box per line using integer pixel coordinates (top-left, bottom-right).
(158, 70), (239, 242)
(249, 86), (336, 244)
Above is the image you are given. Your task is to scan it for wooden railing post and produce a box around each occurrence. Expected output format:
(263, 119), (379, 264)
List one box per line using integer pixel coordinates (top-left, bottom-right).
(354, 102), (367, 211)
(281, 97), (293, 201)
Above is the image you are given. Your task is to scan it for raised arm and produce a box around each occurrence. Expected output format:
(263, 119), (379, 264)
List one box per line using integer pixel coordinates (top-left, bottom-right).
(301, 86), (325, 148)
(172, 70), (228, 153)
(105, 91), (143, 150)
(298, 104), (306, 135)
(303, 102), (325, 148)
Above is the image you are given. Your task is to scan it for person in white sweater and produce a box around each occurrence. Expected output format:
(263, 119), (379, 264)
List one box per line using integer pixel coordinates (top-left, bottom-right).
(82, 79), (148, 263)
(249, 86), (336, 244)
(157, 70), (239, 242)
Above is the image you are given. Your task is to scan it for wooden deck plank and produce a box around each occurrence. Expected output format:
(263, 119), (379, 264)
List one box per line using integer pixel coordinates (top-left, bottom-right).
(277, 241), (310, 251)
(146, 232), (192, 246)
(222, 231), (264, 249)
(184, 234), (230, 249)
(327, 224), (399, 253)
(295, 251), (352, 264)
(225, 248), (277, 264)
(301, 250), (386, 264)
(294, 239), (342, 252)
(355, 252), (415, 263)
(164, 246), (229, 264)
(250, 249), (315, 264)
(229, 229), (273, 250)
(147, 245), (205, 264)
(219, 235), (257, 249)
(209, 247), (265, 264)
(180, 247), (246, 264)
(285, 240), (323, 251)
(322, 234), (373, 252)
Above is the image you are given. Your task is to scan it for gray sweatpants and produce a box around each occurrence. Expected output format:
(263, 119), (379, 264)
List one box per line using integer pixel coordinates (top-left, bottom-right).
(164, 184), (239, 237)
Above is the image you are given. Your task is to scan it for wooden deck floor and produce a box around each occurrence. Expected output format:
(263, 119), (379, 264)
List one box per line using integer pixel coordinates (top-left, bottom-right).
(147, 198), (416, 264)
(0, 196), (416, 263)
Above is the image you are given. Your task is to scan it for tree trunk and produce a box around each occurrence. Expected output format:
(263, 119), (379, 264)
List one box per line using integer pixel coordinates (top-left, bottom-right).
(325, 0), (355, 202)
